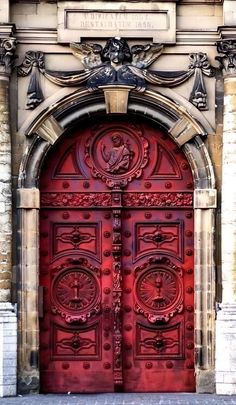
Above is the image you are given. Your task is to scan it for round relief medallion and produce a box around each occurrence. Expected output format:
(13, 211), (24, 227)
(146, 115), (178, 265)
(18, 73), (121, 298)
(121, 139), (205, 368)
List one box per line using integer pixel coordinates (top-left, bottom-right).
(52, 267), (100, 316)
(135, 265), (183, 322)
(84, 124), (149, 188)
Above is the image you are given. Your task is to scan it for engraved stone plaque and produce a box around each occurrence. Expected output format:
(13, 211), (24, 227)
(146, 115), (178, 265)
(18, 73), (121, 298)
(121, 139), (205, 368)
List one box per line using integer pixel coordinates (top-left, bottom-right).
(58, 2), (177, 43)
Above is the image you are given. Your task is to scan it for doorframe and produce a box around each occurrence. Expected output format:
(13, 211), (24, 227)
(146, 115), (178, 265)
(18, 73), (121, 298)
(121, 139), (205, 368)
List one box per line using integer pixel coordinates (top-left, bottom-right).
(16, 87), (217, 393)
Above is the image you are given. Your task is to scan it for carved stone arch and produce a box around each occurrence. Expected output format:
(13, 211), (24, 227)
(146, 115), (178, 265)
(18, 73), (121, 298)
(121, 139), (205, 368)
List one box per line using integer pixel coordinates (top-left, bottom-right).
(17, 87), (216, 393)
(19, 87), (214, 189)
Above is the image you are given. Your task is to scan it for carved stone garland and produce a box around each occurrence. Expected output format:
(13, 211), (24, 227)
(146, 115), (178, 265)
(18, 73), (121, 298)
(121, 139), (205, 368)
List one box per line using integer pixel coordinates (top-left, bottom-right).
(17, 37), (214, 111)
(17, 50), (44, 109)
(188, 52), (213, 110)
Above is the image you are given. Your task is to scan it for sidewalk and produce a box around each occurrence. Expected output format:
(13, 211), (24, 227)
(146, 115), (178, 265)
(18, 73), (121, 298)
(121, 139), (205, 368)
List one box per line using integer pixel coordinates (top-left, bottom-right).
(1, 393), (236, 405)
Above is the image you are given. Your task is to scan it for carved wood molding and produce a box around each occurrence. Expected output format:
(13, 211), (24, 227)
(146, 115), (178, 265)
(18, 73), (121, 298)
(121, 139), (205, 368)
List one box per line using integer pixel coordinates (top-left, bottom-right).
(40, 192), (193, 208)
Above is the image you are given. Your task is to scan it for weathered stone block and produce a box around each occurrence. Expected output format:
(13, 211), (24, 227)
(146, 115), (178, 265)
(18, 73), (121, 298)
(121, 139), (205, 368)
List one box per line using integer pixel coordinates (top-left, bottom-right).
(194, 189), (217, 209)
(11, 3), (56, 29)
(196, 370), (215, 394)
(0, 1), (10, 23)
(17, 188), (40, 209)
(101, 85), (133, 114)
(216, 383), (236, 395)
(58, 1), (177, 43)
(0, 303), (17, 397)
(0, 384), (16, 397)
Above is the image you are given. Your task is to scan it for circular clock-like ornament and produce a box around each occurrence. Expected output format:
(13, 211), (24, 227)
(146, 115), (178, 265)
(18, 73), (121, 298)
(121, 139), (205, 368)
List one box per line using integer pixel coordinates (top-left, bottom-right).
(135, 264), (183, 322)
(51, 267), (100, 323)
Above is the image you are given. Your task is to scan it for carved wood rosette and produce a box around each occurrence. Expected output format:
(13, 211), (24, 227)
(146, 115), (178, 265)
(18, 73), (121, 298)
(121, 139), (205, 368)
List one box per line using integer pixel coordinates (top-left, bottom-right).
(111, 191), (123, 388)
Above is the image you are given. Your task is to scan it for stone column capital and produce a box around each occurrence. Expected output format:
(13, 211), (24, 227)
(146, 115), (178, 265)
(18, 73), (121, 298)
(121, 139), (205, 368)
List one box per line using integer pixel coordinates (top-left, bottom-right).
(0, 37), (16, 77)
(216, 39), (236, 76)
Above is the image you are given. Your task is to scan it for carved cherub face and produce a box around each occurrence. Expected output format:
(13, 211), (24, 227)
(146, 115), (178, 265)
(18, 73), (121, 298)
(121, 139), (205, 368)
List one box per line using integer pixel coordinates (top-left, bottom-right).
(103, 38), (131, 65)
(109, 41), (124, 64)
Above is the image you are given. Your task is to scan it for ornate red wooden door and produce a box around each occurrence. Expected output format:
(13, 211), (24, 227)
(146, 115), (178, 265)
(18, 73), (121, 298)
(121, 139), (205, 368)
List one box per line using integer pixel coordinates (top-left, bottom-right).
(39, 118), (195, 393)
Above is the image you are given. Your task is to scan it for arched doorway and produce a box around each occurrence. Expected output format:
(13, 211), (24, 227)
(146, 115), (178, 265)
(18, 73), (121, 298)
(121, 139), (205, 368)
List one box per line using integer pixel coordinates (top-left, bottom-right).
(39, 116), (195, 393)
(17, 87), (216, 394)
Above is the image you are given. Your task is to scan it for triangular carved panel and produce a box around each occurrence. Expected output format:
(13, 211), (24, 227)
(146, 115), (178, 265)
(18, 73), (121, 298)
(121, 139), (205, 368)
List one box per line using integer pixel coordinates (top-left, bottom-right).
(149, 144), (182, 179)
(53, 145), (84, 178)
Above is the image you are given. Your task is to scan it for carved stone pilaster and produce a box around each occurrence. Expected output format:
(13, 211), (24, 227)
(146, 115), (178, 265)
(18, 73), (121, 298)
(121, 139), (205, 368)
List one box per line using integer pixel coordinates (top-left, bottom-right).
(0, 31), (17, 397)
(0, 37), (16, 76)
(215, 37), (236, 395)
(216, 39), (236, 76)
(0, 35), (16, 303)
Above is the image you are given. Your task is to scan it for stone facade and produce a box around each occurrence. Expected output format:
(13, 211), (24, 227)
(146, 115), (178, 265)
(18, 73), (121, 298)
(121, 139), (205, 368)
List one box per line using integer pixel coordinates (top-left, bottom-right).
(0, 303), (17, 397)
(0, 0), (235, 397)
(0, 23), (17, 397)
(215, 37), (236, 394)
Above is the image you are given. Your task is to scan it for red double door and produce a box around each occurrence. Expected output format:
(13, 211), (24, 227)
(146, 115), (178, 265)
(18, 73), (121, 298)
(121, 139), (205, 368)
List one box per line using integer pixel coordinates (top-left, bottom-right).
(39, 118), (195, 393)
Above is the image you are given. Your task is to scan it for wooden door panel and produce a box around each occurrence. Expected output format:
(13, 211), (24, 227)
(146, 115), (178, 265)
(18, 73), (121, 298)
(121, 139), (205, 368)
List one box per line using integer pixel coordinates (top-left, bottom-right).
(39, 117), (195, 393)
(39, 209), (114, 393)
(52, 222), (101, 261)
(122, 208), (194, 392)
(134, 221), (183, 262)
(135, 321), (183, 358)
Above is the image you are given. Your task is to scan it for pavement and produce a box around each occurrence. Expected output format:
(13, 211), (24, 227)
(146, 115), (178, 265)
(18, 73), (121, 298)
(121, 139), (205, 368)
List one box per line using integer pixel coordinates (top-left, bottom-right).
(1, 394), (236, 405)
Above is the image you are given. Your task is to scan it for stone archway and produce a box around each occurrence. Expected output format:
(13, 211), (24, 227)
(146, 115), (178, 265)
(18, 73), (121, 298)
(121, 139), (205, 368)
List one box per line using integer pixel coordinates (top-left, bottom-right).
(16, 87), (216, 393)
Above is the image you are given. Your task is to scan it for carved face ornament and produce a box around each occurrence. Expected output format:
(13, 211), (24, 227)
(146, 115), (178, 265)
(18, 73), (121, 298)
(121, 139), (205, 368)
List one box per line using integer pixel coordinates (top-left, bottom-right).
(102, 37), (132, 67)
(111, 133), (123, 147)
